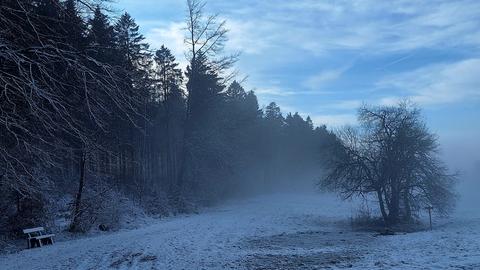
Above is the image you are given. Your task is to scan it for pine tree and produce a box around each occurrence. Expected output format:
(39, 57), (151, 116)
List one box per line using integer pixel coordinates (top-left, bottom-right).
(225, 81), (246, 101)
(113, 11), (151, 120)
(260, 102), (285, 186)
(222, 82), (264, 193)
(180, 54), (227, 198)
(87, 6), (115, 62)
(152, 46), (185, 193)
(114, 12), (149, 70)
(63, 0), (87, 50)
(264, 102), (284, 127)
(154, 46), (183, 101)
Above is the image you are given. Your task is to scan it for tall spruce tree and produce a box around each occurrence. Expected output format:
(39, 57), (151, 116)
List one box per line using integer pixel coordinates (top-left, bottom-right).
(63, 0), (87, 50)
(178, 0), (236, 201)
(114, 12), (149, 70)
(88, 6), (115, 62)
(152, 46), (185, 193)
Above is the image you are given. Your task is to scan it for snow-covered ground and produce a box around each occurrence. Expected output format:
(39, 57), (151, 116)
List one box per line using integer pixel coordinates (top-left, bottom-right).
(1, 192), (479, 269)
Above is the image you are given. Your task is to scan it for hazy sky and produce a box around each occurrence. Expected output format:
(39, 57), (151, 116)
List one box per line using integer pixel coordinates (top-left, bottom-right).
(114, 0), (480, 175)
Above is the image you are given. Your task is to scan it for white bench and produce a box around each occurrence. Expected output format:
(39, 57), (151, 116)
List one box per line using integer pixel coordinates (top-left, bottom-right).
(23, 227), (55, 248)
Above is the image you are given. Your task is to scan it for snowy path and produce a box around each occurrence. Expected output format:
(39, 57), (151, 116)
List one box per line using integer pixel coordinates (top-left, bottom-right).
(1, 193), (479, 269)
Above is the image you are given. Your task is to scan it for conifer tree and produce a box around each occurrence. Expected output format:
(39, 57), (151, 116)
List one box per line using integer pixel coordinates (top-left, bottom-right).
(88, 6), (115, 62)
(152, 46), (185, 192)
(63, 0), (87, 50)
(114, 12), (149, 70)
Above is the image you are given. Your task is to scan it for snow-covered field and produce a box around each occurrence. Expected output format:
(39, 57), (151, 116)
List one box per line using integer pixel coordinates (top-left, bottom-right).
(1, 193), (479, 269)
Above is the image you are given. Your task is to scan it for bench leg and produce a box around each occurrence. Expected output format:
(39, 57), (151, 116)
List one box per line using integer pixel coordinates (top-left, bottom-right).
(29, 238), (38, 248)
(38, 239), (43, 247)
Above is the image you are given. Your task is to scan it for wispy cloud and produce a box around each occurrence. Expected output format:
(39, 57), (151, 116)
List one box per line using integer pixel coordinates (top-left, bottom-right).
(253, 87), (332, 97)
(211, 0), (480, 56)
(303, 65), (351, 91)
(377, 58), (480, 106)
(323, 100), (363, 111)
(226, 19), (274, 55)
(144, 22), (188, 69)
(254, 87), (294, 97)
(310, 114), (357, 127)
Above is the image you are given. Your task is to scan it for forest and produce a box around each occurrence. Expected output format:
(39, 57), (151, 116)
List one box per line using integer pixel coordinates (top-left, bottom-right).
(0, 0), (337, 235)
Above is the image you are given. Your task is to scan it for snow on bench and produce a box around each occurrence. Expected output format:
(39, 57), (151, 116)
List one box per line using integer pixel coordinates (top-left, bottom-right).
(23, 227), (55, 249)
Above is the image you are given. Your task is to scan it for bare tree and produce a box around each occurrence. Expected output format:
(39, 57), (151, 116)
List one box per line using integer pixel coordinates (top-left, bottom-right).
(184, 0), (238, 82)
(174, 0), (237, 198)
(0, 0), (141, 231)
(322, 102), (457, 226)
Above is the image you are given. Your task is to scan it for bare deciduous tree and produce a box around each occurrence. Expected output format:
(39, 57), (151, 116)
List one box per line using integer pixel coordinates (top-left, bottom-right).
(322, 102), (457, 226)
(0, 0), (141, 231)
(175, 0), (238, 197)
(185, 0), (238, 82)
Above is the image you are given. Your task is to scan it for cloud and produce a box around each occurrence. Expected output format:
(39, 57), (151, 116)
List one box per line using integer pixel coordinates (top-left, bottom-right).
(323, 100), (363, 111)
(377, 58), (480, 106)
(252, 86), (334, 98)
(310, 114), (357, 127)
(254, 87), (295, 97)
(303, 65), (351, 90)
(145, 22), (188, 69)
(121, 0), (480, 69)
(226, 19), (274, 54)
(212, 0), (480, 56)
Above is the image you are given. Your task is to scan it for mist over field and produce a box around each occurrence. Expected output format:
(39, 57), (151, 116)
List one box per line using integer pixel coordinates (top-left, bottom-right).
(442, 137), (480, 212)
(1, 0), (479, 269)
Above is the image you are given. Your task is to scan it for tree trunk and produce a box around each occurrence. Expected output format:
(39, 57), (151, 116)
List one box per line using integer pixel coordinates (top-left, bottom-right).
(69, 149), (86, 232)
(388, 184), (400, 225)
(404, 188), (412, 222)
(176, 120), (191, 197)
(376, 189), (388, 226)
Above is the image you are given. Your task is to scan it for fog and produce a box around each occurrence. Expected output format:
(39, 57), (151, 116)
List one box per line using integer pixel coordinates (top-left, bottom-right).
(441, 137), (480, 214)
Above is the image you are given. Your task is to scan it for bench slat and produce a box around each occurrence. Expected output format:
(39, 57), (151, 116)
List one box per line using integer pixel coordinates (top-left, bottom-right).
(33, 234), (55, 239)
(23, 227), (44, 234)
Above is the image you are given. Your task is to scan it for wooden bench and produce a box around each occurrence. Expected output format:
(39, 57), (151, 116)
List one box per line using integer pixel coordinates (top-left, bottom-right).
(23, 227), (55, 249)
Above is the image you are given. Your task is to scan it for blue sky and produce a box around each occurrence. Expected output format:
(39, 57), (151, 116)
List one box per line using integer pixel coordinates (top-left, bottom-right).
(114, 0), (479, 168)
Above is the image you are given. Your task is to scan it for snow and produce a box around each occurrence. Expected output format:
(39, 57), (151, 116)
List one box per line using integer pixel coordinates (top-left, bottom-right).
(1, 192), (479, 269)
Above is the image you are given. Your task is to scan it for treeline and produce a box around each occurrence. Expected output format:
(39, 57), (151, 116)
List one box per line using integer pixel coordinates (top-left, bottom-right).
(0, 0), (336, 234)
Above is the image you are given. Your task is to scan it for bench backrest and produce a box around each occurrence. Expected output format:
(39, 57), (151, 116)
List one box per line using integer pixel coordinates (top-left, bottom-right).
(23, 227), (45, 237)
